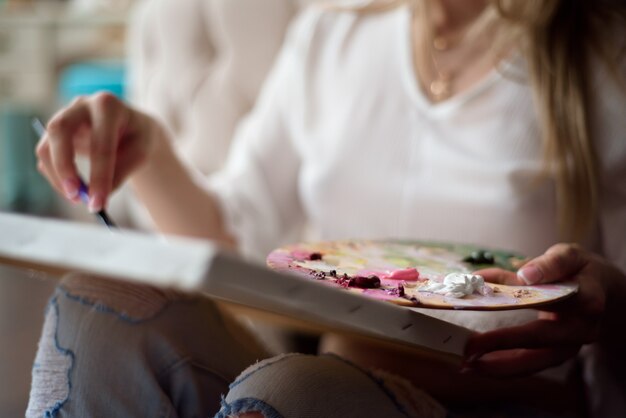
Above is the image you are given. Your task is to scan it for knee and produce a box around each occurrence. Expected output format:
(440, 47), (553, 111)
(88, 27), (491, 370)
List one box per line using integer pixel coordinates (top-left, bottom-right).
(215, 353), (445, 418)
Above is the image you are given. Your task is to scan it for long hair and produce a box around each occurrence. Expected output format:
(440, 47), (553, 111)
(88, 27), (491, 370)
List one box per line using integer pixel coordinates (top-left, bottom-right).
(494, 0), (625, 240)
(332, 0), (626, 240)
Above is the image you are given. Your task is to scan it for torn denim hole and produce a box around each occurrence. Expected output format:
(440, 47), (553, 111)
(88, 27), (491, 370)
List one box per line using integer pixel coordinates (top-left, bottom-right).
(26, 297), (74, 418)
(214, 396), (284, 418)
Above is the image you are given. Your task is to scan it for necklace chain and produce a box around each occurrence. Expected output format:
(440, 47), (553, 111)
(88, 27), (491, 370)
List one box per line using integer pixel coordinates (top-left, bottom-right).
(428, 40), (452, 101)
(427, 28), (469, 101)
(412, 3), (495, 103)
(421, 12), (479, 102)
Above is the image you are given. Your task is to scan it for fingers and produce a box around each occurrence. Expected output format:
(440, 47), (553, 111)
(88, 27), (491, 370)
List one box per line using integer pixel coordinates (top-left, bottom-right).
(87, 93), (129, 211)
(465, 317), (599, 360)
(36, 140), (71, 200)
(463, 319), (589, 377)
(463, 346), (579, 378)
(465, 248), (618, 379)
(475, 244), (588, 286)
(36, 92), (131, 210)
(516, 243), (588, 285)
(43, 101), (92, 199)
(473, 267), (524, 286)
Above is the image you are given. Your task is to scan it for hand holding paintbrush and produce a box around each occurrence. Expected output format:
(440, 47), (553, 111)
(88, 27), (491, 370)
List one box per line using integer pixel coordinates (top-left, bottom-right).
(32, 118), (117, 229)
(31, 93), (232, 243)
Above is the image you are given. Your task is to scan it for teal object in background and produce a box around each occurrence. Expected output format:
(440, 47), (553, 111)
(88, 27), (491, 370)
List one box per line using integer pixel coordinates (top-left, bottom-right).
(0, 104), (55, 214)
(58, 60), (126, 104)
(0, 60), (126, 214)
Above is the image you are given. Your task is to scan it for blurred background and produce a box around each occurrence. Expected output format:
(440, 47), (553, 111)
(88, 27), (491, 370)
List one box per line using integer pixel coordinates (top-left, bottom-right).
(1, 1), (134, 415)
(0, 0), (309, 415)
(0, 0), (129, 220)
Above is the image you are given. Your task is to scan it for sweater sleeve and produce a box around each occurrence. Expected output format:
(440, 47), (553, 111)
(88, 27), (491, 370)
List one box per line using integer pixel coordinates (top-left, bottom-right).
(205, 9), (321, 261)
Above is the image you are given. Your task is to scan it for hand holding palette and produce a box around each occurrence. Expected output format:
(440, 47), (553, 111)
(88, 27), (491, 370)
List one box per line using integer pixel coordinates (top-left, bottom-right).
(267, 240), (578, 310)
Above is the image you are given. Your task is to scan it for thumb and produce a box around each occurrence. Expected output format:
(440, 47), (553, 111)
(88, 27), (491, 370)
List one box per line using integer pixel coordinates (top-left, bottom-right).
(517, 243), (588, 285)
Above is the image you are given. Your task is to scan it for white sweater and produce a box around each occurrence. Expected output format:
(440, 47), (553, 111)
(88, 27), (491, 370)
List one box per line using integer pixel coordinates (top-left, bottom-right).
(210, 5), (625, 270)
(207, 4), (626, 413)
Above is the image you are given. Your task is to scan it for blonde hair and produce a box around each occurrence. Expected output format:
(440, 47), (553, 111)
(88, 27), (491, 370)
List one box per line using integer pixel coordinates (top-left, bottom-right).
(494, 1), (625, 240)
(336, 0), (626, 240)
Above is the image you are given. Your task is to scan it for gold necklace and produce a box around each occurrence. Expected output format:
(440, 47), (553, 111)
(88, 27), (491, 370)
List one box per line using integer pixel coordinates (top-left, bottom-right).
(427, 31), (466, 102)
(428, 38), (452, 101)
(412, 1), (494, 103)
(411, 4), (485, 103)
(421, 6), (482, 102)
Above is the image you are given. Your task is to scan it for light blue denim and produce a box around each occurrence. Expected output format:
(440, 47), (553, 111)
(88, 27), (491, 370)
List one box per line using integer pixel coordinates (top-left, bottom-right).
(26, 274), (265, 418)
(25, 274), (447, 418)
(214, 353), (440, 418)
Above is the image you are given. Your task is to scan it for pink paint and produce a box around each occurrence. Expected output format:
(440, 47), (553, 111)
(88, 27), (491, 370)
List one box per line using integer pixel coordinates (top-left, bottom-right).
(384, 268), (419, 281)
(266, 251), (293, 267)
(290, 250), (316, 261)
(355, 268), (419, 282)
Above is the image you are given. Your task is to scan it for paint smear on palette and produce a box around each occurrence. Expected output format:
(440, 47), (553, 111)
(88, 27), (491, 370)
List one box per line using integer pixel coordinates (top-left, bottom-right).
(266, 240), (578, 311)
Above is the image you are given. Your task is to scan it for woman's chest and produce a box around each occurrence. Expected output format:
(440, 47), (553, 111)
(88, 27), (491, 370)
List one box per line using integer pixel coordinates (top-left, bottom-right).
(293, 80), (560, 256)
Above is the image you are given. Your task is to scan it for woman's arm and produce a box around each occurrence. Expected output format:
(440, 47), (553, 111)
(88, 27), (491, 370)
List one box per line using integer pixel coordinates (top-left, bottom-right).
(36, 7), (320, 252)
(130, 122), (235, 245)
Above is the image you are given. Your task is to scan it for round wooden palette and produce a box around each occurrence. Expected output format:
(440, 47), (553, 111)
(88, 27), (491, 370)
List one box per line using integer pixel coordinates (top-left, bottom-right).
(267, 240), (578, 311)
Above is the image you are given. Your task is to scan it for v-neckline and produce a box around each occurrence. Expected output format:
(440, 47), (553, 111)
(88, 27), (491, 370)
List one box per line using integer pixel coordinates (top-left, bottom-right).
(398, 7), (503, 117)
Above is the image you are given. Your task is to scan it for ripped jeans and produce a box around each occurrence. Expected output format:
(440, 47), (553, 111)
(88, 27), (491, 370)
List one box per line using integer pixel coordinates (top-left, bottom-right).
(26, 274), (445, 418)
(26, 274), (266, 417)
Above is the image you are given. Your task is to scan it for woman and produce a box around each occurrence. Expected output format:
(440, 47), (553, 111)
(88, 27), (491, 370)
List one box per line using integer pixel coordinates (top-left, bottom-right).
(30, 0), (625, 417)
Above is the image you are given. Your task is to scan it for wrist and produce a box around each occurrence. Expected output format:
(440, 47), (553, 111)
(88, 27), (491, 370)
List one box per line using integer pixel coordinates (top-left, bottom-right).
(142, 115), (175, 166)
(128, 118), (176, 192)
(148, 117), (175, 163)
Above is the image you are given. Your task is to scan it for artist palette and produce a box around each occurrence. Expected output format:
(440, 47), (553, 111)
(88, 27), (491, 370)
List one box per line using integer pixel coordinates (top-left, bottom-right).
(267, 240), (578, 311)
